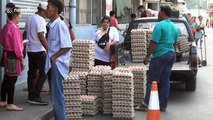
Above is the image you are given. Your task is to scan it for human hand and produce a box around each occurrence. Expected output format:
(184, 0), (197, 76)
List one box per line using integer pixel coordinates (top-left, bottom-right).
(143, 56), (149, 65)
(21, 58), (25, 71)
(104, 42), (111, 51)
(51, 56), (56, 64)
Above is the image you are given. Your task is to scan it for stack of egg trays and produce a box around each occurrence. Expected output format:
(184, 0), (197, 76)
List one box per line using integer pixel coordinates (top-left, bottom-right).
(129, 66), (147, 106)
(72, 39), (95, 72)
(81, 95), (99, 116)
(102, 69), (113, 114)
(178, 36), (190, 53)
(112, 70), (135, 119)
(69, 72), (88, 95)
(87, 68), (104, 112)
(63, 74), (82, 120)
(131, 29), (147, 63)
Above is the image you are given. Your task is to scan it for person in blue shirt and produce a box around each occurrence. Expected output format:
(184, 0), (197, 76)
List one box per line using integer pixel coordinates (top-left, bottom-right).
(140, 6), (179, 112)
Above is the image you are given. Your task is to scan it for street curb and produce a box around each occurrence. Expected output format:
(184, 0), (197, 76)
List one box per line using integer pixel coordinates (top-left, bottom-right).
(36, 108), (53, 120)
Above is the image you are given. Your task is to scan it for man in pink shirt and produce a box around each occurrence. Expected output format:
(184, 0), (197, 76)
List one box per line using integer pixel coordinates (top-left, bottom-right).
(110, 10), (121, 31)
(138, 5), (157, 17)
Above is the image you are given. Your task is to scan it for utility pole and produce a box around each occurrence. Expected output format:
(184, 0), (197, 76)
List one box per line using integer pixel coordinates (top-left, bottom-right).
(198, 0), (201, 16)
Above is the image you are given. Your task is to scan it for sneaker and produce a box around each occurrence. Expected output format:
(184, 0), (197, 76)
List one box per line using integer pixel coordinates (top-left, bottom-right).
(135, 103), (148, 111)
(28, 99), (48, 106)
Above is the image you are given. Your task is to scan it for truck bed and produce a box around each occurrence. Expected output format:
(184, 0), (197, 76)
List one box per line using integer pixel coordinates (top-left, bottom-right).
(122, 61), (189, 71)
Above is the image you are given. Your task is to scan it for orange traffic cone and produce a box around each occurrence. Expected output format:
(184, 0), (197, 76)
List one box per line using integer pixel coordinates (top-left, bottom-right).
(146, 81), (160, 120)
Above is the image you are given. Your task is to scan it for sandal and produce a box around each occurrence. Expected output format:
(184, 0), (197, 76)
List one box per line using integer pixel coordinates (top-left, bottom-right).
(6, 104), (23, 111)
(0, 102), (7, 108)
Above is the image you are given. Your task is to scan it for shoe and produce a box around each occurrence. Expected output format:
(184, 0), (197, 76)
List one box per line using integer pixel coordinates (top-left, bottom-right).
(160, 108), (167, 112)
(28, 99), (48, 105)
(0, 101), (7, 108)
(6, 104), (23, 111)
(135, 103), (148, 111)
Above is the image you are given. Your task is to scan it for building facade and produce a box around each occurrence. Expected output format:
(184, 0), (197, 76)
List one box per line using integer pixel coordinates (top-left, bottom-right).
(0, 0), (143, 90)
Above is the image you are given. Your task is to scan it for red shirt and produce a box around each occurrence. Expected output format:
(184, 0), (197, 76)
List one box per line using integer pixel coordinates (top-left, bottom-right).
(110, 16), (119, 28)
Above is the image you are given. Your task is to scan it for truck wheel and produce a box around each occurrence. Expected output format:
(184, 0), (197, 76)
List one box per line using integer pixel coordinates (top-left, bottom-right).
(201, 60), (207, 66)
(185, 77), (196, 91)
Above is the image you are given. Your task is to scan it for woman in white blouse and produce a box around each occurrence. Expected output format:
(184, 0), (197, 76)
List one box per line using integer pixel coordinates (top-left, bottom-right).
(93, 16), (119, 66)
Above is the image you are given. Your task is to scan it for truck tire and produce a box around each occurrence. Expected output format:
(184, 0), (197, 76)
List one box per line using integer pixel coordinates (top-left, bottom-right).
(185, 77), (196, 91)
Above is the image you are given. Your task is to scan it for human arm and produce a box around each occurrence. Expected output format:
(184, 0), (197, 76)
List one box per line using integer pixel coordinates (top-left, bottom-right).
(50, 48), (71, 63)
(143, 24), (161, 64)
(69, 29), (75, 41)
(38, 32), (48, 51)
(51, 24), (72, 63)
(143, 41), (157, 65)
(115, 19), (122, 31)
(104, 27), (119, 51)
(36, 18), (48, 51)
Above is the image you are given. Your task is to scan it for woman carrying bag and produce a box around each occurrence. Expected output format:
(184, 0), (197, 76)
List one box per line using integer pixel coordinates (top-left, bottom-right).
(93, 16), (119, 66)
(0, 3), (24, 111)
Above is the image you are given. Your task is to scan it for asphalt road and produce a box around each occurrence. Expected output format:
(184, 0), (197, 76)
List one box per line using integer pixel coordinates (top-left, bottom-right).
(83, 28), (213, 120)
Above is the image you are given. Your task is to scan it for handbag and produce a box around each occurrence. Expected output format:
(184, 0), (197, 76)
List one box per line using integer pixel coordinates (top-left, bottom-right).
(6, 51), (17, 74)
(98, 28), (110, 49)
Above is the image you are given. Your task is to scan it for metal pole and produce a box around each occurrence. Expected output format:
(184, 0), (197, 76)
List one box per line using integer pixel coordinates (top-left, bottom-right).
(198, 0), (200, 16)
(69, 0), (76, 32)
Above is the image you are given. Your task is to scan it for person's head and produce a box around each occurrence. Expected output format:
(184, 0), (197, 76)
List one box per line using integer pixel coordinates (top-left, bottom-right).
(37, 2), (47, 18)
(198, 16), (203, 21)
(130, 13), (136, 21)
(46, 0), (64, 20)
(158, 5), (172, 21)
(110, 10), (115, 17)
(192, 16), (196, 22)
(101, 16), (111, 30)
(138, 5), (145, 13)
(5, 3), (21, 24)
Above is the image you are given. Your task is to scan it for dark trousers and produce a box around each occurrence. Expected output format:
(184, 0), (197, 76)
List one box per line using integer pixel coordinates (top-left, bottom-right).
(1, 74), (17, 104)
(94, 59), (110, 66)
(27, 52), (46, 100)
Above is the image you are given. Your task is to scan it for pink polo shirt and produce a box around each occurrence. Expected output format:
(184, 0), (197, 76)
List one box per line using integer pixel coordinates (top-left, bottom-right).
(110, 16), (119, 28)
(0, 20), (24, 76)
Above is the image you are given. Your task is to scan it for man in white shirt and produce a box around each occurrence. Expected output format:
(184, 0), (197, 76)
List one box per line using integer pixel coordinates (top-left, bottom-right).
(45, 0), (72, 120)
(23, 2), (48, 105)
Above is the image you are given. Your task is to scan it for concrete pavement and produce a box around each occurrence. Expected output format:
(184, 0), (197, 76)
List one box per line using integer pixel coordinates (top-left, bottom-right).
(0, 83), (53, 120)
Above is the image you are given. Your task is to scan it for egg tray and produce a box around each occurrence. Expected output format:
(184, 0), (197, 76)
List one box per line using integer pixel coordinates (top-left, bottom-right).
(113, 112), (135, 120)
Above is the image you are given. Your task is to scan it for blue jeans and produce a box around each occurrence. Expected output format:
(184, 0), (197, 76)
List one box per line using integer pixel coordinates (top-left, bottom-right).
(144, 51), (175, 109)
(48, 63), (66, 120)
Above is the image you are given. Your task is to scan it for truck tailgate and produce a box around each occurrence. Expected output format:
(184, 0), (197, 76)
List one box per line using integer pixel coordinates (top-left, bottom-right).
(122, 61), (189, 71)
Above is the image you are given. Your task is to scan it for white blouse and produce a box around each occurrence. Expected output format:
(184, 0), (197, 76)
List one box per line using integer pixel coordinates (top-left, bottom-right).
(93, 26), (119, 62)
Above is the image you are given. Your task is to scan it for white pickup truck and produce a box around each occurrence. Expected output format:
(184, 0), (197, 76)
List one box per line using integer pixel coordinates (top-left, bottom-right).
(112, 17), (198, 91)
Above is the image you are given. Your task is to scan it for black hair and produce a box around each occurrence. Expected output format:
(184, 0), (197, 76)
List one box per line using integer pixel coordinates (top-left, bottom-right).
(138, 5), (144, 10)
(48, 0), (64, 14)
(160, 5), (172, 18)
(109, 11), (115, 17)
(131, 13), (136, 19)
(101, 16), (111, 23)
(5, 3), (21, 20)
